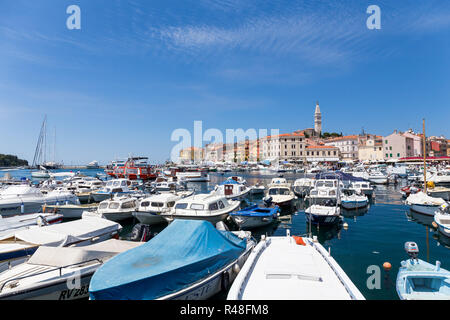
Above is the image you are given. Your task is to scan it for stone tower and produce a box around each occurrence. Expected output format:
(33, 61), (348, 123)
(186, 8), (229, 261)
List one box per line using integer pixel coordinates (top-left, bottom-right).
(314, 101), (322, 136)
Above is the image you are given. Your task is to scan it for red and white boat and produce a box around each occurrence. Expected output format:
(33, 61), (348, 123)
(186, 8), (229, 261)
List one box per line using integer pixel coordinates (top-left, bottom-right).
(106, 157), (157, 181)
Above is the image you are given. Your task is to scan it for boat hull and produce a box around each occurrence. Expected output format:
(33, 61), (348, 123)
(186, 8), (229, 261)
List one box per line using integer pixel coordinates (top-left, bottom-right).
(231, 215), (274, 230)
(159, 244), (254, 300)
(0, 272), (94, 300)
(409, 204), (440, 216)
(133, 211), (167, 225)
(305, 212), (341, 225)
(341, 201), (368, 210)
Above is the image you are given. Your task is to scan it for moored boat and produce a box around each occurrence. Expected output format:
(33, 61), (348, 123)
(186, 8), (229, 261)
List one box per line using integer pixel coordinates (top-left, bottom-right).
(405, 192), (446, 216)
(341, 194), (369, 210)
(434, 203), (450, 238)
(396, 242), (450, 300)
(0, 217), (122, 273)
(230, 205), (279, 230)
(89, 219), (255, 300)
(227, 230), (365, 300)
(0, 239), (143, 300)
(162, 194), (240, 224)
(133, 193), (186, 225)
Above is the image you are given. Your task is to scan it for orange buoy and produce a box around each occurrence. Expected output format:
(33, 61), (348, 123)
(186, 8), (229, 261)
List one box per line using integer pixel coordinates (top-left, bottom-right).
(383, 262), (392, 271)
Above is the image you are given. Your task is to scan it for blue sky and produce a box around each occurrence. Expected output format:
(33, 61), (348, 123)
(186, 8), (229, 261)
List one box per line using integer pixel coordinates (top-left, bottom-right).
(0, 0), (449, 164)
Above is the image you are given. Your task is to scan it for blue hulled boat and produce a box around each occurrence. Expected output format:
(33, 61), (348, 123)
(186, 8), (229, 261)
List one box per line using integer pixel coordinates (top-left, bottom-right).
(396, 242), (450, 300)
(230, 205), (279, 229)
(89, 219), (255, 300)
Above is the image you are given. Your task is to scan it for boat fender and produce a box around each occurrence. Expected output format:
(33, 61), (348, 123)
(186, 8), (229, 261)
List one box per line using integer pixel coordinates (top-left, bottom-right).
(221, 271), (231, 291)
(232, 263), (241, 274)
(292, 236), (306, 246)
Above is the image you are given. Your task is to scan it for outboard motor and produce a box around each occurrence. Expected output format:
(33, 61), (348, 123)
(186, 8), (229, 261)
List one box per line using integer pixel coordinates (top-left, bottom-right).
(263, 196), (273, 207)
(405, 242), (419, 260)
(216, 221), (230, 231)
(130, 224), (153, 242)
(439, 202), (450, 214)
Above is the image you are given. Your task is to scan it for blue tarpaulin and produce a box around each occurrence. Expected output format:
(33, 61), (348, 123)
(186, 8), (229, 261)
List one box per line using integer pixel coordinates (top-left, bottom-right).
(89, 219), (246, 300)
(315, 171), (368, 182)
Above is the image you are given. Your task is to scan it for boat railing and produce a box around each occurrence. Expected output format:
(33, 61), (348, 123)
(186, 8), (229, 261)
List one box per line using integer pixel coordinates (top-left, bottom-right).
(0, 258), (104, 293)
(310, 239), (364, 300)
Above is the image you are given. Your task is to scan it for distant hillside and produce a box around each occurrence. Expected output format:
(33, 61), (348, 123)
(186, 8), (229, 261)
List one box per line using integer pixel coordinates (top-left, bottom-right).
(0, 154), (28, 167)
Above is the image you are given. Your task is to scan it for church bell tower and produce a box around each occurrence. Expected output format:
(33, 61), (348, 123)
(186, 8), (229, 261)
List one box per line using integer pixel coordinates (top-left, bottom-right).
(314, 101), (322, 136)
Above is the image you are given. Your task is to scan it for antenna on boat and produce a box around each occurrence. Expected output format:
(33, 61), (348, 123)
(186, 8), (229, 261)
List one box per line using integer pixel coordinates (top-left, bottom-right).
(422, 119), (427, 194)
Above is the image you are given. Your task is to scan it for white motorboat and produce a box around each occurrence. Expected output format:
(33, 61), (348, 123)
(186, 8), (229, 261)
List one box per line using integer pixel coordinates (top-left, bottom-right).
(263, 178), (295, 208)
(227, 230), (365, 300)
(293, 178), (315, 198)
(0, 213), (63, 240)
(406, 192), (446, 216)
(87, 160), (100, 169)
(0, 185), (79, 217)
(367, 171), (388, 184)
(348, 181), (374, 198)
(31, 168), (50, 179)
(43, 203), (99, 219)
(133, 193), (186, 225)
(0, 217), (122, 273)
(0, 239), (143, 300)
(210, 179), (251, 200)
(162, 194), (240, 224)
(92, 196), (139, 222)
(341, 194), (369, 210)
(305, 204), (341, 225)
(434, 203), (450, 238)
(90, 179), (134, 202)
(428, 186), (450, 201)
(306, 179), (342, 206)
(427, 171), (450, 186)
(249, 184), (265, 195)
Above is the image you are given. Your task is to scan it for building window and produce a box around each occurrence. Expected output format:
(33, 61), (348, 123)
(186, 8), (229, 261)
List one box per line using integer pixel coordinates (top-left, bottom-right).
(397, 153), (400, 157)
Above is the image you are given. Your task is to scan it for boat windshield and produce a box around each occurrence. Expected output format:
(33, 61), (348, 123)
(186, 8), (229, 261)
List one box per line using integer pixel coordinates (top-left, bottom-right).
(316, 181), (335, 188)
(190, 203), (204, 210)
(109, 202), (120, 209)
(175, 203), (188, 209)
(99, 203), (108, 210)
(151, 202), (164, 208)
(269, 188), (290, 195)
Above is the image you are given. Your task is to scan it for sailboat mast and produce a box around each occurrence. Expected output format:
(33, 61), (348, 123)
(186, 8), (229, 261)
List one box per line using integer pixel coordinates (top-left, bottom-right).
(422, 119), (427, 193)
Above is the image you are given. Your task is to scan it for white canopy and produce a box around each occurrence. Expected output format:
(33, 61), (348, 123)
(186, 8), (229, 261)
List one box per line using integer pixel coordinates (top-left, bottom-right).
(13, 217), (121, 246)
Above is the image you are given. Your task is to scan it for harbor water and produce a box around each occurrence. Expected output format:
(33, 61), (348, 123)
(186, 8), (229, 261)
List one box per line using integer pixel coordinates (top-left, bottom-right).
(2, 168), (449, 300)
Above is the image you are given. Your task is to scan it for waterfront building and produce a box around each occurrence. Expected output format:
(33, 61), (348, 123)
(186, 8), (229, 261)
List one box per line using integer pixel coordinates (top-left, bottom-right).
(358, 136), (384, 162)
(305, 145), (340, 163)
(260, 132), (306, 163)
(383, 131), (414, 160)
(323, 135), (359, 162)
(402, 130), (423, 157)
(426, 136), (448, 158)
